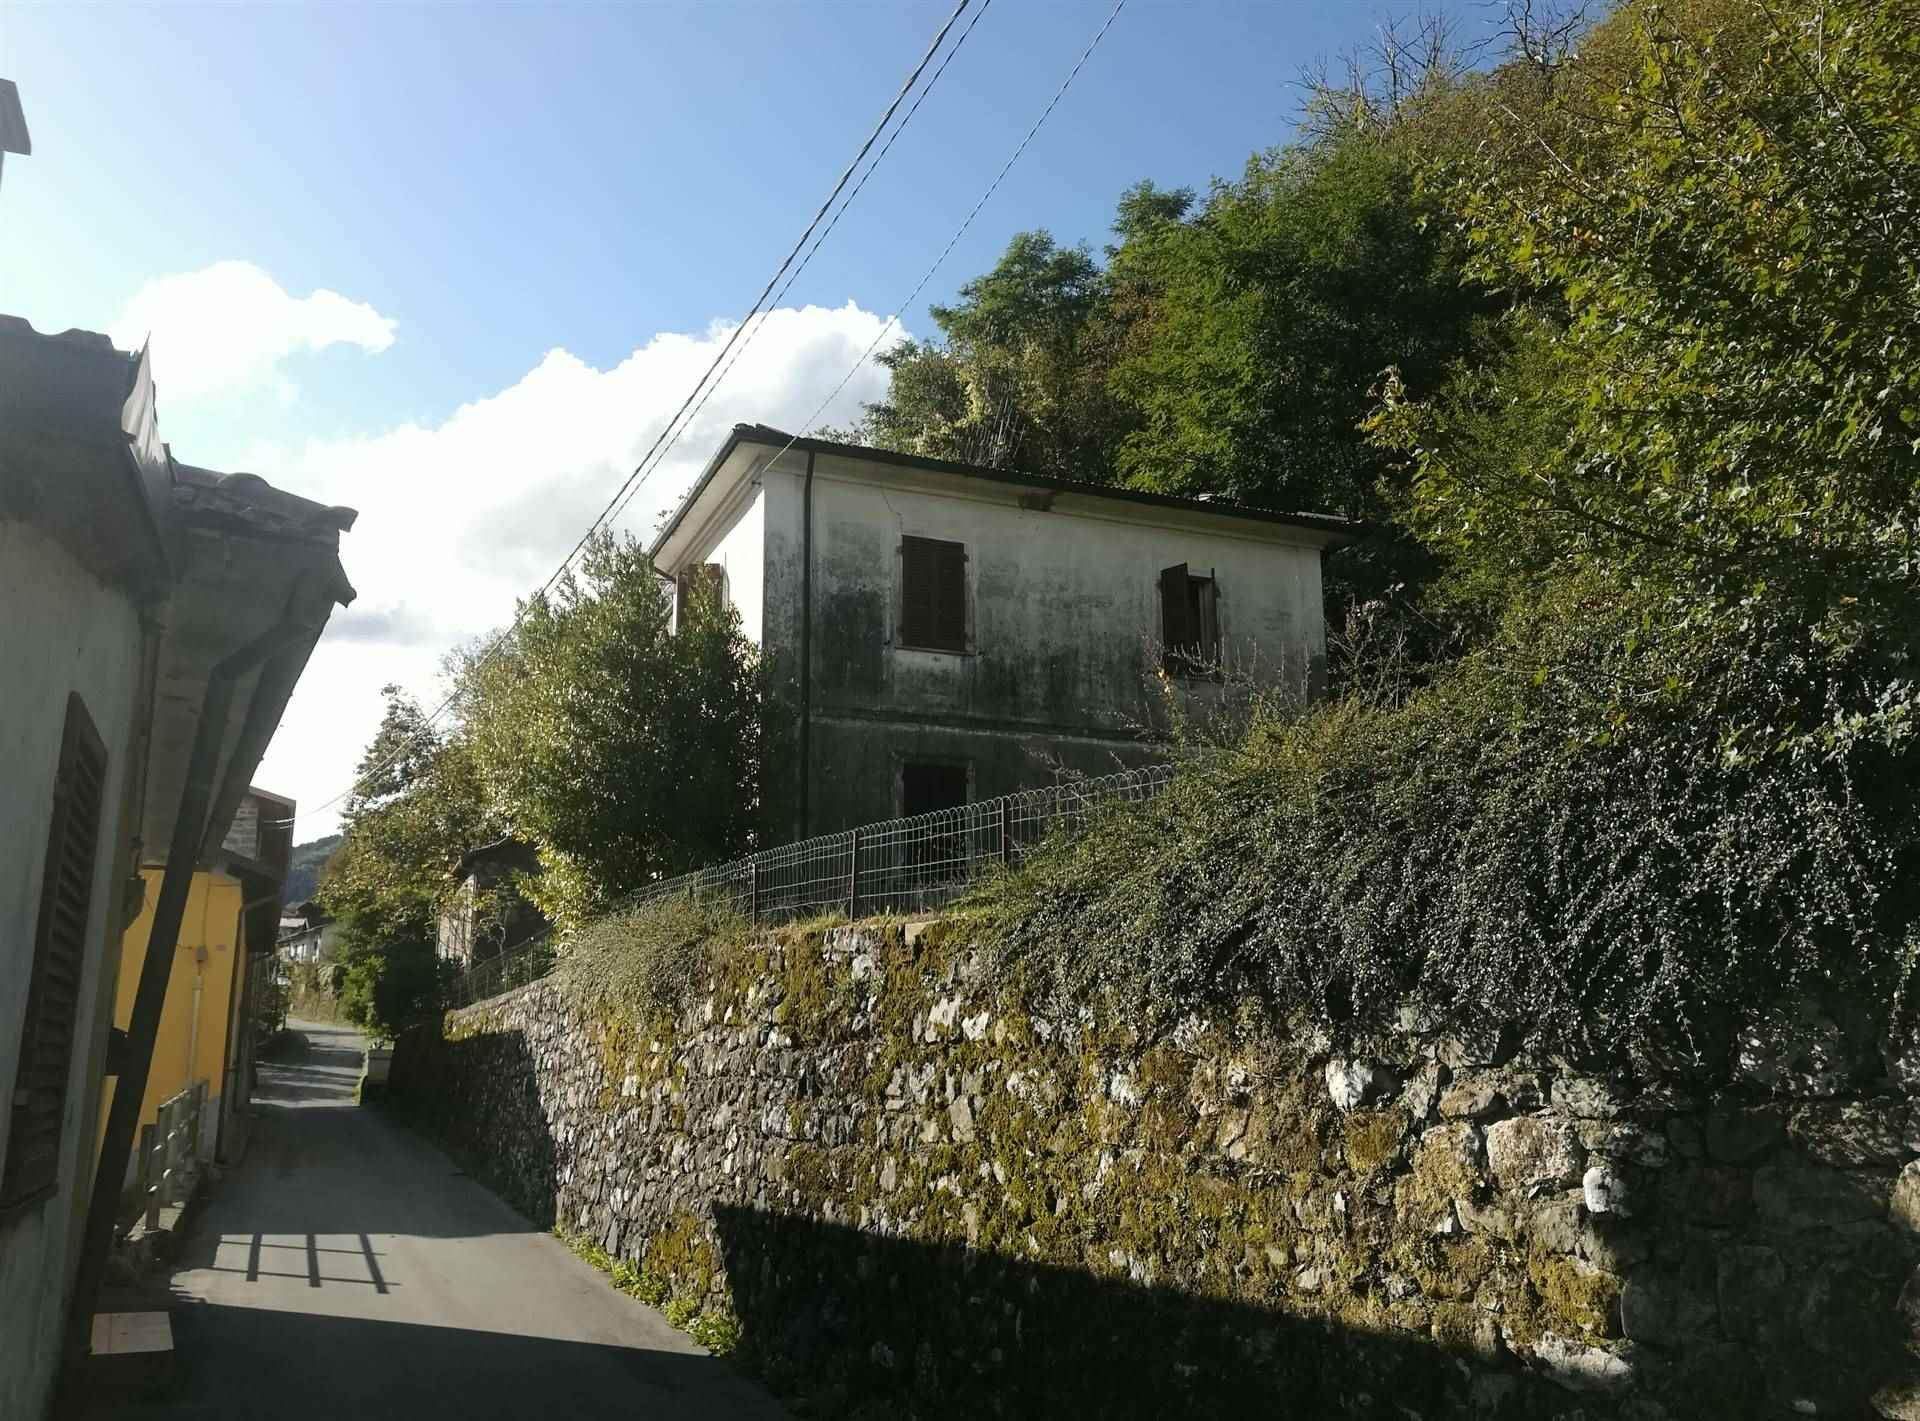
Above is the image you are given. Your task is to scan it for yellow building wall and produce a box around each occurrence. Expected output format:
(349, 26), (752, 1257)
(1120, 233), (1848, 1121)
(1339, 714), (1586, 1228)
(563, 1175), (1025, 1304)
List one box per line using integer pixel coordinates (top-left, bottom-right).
(98, 868), (247, 1159)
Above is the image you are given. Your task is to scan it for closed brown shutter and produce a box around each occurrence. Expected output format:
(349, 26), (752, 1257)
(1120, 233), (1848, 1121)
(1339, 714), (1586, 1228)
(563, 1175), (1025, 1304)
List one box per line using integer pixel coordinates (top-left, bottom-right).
(902, 537), (967, 653)
(1160, 564), (1192, 671)
(4, 694), (107, 1212)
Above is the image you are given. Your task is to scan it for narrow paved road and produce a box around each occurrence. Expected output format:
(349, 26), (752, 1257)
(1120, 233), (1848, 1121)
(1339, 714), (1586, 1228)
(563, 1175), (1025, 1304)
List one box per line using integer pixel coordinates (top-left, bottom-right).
(162, 1019), (787, 1420)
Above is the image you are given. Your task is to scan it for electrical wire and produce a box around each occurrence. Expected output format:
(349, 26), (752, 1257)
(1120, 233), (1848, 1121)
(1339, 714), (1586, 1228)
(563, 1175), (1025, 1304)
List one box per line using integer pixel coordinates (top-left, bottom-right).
(288, 0), (981, 829)
(292, 0), (1125, 830)
(752, 0), (1129, 483)
(603, 0), (997, 530)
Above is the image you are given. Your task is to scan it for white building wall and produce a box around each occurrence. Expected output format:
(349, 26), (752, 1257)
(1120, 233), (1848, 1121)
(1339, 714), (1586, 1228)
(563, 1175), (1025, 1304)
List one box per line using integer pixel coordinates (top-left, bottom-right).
(0, 519), (144, 1421)
(705, 483), (766, 645)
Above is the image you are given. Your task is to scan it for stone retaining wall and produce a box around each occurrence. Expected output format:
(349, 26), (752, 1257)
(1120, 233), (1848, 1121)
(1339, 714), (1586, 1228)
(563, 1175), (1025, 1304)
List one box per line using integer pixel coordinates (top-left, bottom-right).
(391, 922), (1920, 1419)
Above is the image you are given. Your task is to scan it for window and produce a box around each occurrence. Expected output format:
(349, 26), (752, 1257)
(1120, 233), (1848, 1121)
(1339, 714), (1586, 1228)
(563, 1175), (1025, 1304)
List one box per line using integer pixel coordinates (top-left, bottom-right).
(1159, 564), (1221, 677)
(675, 563), (727, 623)
(901, 761), (969, 818)
(4, 694), (107, 1213)
(899, 536), (967, 653)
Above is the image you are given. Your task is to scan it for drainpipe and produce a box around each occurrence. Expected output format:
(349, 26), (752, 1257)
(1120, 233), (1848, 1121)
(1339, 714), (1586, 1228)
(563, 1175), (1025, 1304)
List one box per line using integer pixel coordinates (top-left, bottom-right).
(68, 605), (318, 1365)
(185, 958), (204, 1104)
(798, 449), (815, 837)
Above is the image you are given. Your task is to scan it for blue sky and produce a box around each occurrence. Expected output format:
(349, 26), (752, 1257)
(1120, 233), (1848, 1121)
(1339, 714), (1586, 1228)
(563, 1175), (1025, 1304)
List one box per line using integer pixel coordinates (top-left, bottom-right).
(1, 0), (1489, 834)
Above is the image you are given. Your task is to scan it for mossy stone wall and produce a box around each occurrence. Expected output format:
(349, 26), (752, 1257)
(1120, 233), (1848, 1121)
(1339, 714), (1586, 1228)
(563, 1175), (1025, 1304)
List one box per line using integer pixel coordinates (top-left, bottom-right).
(391, 922), (1920, 1419)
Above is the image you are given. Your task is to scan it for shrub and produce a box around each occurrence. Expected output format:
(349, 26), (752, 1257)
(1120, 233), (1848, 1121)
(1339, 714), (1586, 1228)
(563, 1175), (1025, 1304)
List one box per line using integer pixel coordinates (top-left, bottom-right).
(557, 894), (751, 1022)
(980, 600), (1920, 1066)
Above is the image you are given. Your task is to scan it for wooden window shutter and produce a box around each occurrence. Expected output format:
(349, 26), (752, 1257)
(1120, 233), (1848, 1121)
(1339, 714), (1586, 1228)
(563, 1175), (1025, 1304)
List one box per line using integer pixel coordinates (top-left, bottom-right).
(4, 694), (107, 1212)
(1160, 564), (1193, 670)
(933, 540), (966, 651)
(902, 536), (966, 653)
(1194, 575), (1221, 662)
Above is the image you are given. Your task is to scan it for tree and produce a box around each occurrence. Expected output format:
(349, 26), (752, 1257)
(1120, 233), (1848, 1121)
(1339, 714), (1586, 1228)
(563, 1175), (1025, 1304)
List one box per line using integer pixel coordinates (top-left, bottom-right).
(461, 531), (763, 930)
(1371, 0), (1920, 701)
(318, 686), (491, 1036)
(855, 231), (1135, 482)
(1109, 133), (1492, 520)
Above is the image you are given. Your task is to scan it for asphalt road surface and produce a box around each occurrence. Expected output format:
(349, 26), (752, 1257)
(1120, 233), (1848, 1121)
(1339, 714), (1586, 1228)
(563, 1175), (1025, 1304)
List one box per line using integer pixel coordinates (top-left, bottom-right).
(160, 1019), (788, 1420)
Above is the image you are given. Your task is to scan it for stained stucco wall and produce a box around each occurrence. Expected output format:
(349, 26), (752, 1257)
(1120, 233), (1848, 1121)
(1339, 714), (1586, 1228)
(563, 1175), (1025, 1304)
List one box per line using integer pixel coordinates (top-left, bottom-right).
(0, 519), (143, 1421)
(683, 448), (1330, 834)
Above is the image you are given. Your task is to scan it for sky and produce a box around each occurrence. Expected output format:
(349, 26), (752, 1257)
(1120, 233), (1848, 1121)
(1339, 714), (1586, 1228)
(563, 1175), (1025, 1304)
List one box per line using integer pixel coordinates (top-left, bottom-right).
(0, 0), (1491, 840)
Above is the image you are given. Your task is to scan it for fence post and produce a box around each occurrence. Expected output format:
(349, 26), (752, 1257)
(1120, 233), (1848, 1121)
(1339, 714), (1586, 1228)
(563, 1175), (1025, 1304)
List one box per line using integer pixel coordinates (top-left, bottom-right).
(847, 829), (860, 920)
(140, 1124), (158, 1229)
(998, 799), (1011, 868)
(748, 860), (759, 922)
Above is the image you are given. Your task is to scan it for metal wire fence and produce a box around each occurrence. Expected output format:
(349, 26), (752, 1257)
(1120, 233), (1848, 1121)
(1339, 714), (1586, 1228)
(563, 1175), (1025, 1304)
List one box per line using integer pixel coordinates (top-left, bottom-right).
(444, 762), (1173, 1009)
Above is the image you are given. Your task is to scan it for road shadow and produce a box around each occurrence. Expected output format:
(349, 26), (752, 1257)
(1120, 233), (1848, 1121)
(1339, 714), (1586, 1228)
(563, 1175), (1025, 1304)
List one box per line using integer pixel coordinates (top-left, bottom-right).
(163, 1303), (778, 1420)
(386, 1021), (560, 1230)
(702, 1204), (1613, 1419)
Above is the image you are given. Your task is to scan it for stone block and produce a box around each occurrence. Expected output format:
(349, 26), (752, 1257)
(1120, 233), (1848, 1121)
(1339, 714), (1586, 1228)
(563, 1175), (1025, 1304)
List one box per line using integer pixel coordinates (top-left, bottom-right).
(1875, 1374), (1920, 1420)
(1715, 1245), (1786, 1343)
(1584, 1163), (1634, 1217)
(1530, 1332), (1636, 1395)
(1578, 1121), (1671, 1170)
(1401, 1060), (1445, 1123)
(1704, 1102), (1785, 1164)
(1486, 1116), (1584, 1193)
(1552, 1075), (1627, 1120)
(1620, 1269), (1719, 1348)
(1753, 1164), (1891, 1231)
(1787, 1100), (1908, 1167)
(1325, 1057), (1398, 1113)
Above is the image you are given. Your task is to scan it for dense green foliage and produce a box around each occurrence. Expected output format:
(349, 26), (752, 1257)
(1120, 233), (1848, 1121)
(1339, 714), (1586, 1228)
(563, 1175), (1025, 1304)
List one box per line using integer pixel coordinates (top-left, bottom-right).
(842, 131), (1486, 528)
(1377, 0), (1920, 637)
(846, 231), (1130, 482)
(557, 894), (751, 1022)
(461, 532), (764, 929)
(977, 0), (1920, 1060)
(319, 532), (765, 1020)
(984, 594), (1916, 1060)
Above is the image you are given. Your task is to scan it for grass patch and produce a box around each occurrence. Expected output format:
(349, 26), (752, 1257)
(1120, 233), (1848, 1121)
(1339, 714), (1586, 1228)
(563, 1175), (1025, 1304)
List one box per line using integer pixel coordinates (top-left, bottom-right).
(557, 894), (752, 1020)
(554, 1227), (737, 1354)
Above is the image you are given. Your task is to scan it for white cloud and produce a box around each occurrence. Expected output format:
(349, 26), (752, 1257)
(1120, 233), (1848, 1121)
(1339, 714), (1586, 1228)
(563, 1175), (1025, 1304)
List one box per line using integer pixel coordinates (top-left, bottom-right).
(110, 260), (397, 401)
(249, 299), (901, 838)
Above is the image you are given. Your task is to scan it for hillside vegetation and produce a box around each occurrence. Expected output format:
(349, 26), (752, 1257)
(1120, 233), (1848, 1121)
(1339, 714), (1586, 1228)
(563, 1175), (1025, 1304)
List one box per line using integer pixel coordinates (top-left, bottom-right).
(333, 0), (1920, 1062)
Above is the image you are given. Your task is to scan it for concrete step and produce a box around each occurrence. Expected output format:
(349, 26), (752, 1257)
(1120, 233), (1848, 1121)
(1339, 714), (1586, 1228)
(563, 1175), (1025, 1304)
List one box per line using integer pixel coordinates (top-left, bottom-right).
(77, 1310), (176, 1404)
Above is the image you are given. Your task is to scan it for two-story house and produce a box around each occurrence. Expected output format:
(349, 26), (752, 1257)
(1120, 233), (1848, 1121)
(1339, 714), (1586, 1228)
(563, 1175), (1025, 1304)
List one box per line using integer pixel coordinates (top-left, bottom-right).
(652, 425), (1352, 835)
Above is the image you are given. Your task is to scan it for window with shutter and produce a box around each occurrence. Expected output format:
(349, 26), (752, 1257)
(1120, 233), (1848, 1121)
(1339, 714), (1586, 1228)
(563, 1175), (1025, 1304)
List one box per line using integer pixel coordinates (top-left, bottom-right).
(3, 694), (107, 1213)
(1160, 564), (1221, 677)
(675, 563), (727, 626)
(900, 536), (967, 653)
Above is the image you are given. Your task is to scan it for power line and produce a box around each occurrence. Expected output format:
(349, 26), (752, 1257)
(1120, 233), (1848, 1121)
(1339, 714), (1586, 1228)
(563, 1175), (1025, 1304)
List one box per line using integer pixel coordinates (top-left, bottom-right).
(296, 0), (1126, 833)
(603, 0), (996, 529)
(625, 0), (1124, 531)
(774, 0), (1128, 462)
(290, 0), (981, 828)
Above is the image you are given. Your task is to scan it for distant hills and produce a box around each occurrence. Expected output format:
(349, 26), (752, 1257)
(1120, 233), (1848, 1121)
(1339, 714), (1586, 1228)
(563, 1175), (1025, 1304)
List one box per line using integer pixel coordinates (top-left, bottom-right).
(284, 834), (341, 905)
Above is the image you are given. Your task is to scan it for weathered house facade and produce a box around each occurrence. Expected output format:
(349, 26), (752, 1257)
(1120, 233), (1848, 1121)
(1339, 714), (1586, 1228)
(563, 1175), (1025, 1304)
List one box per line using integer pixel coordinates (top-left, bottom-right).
(0, 315), (353, 1415)
(436, 838), (548, 966)
(653, 425), (1350, 835)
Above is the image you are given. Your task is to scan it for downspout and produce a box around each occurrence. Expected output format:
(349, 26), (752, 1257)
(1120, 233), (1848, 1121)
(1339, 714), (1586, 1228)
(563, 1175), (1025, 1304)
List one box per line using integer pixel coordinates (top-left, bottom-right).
(68, 606), (317, 1364)
(798, 448), (815, 837)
